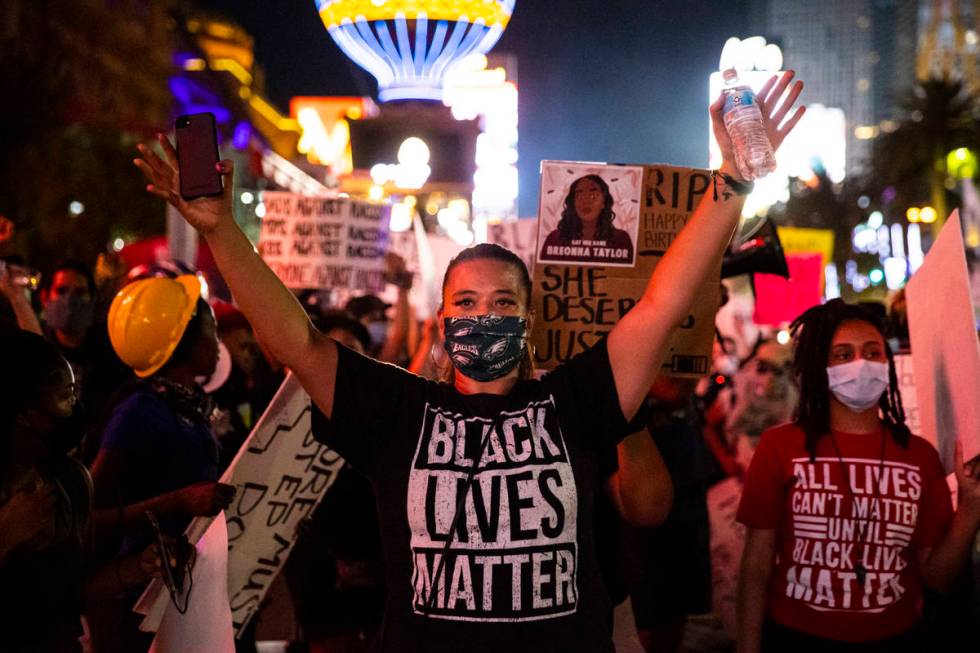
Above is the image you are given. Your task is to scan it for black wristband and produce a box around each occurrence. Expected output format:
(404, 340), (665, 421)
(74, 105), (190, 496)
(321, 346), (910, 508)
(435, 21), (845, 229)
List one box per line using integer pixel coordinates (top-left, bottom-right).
(712, 170), (754, 200)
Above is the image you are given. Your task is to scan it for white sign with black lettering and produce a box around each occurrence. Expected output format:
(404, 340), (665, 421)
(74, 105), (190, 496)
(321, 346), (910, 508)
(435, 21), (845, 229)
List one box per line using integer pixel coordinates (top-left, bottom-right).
(136, 375), (346, 638)
(406, 399), (579, 622)
(258, 192), (390, 291)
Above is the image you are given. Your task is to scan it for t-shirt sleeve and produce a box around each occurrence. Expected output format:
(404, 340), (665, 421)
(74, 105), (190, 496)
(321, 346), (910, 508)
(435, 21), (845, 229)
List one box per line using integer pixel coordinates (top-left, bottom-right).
(310, 344), (421, 470)
(101, 394), (164, 455)
(911, 440), (954, 550)
(540, 337), (630, 451)
(736, 428), (787, 529)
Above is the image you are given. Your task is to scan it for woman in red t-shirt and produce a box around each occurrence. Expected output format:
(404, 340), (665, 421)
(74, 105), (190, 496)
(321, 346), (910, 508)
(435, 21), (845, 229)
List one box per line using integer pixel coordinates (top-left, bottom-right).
(736, 300), (980, 652)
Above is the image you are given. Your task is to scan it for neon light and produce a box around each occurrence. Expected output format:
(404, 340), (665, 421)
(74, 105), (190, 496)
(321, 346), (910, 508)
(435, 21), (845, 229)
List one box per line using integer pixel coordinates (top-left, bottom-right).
(884, 257), (907, 290)
(211, 58), (253, 86)
(316, 0), (514, 26)
(443, 53), (518, 225)
(890, 224), (905, 259)
(315, 1), (516, 102)
(824, 263), (840, 299)
(249, 95), (299, 130)
(907, 224), (924, 272)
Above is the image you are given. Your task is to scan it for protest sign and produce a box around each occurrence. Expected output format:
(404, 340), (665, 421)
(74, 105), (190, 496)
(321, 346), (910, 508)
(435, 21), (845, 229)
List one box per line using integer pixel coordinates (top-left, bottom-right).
(536, 163), (641, 267)
(386, 229), (464, 318)
(893, 354), (921, 437)
(906, 211), (980, 471)
(137, 374), (346, 637)
(258, 192), (390, 292)
(776, 226), (834, 270)
(531, 162), (719, 377)
(149, 515), (235, 653)
(708, 477), (745, 637)
(752, 253), (823, 326)
(487, 217), (540, 272)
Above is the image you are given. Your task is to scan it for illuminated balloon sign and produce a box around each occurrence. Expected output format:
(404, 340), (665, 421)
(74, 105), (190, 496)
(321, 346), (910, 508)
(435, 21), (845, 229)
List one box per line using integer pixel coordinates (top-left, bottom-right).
(315, 0), (516, 102)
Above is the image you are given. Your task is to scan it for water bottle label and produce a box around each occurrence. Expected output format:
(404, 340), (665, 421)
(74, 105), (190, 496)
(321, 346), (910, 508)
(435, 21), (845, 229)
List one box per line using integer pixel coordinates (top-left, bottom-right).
(723, 89), (755, 115)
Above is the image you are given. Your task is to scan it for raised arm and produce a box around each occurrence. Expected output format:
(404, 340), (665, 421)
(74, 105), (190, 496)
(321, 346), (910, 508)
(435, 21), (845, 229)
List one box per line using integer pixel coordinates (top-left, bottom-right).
(134, 135), (339, 416)
(0, 270), (43, 335)
(608, 72), (805, 419)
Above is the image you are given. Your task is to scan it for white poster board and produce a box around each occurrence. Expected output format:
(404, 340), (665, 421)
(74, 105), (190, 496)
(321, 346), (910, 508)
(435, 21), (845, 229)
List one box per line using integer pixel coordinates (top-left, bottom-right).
(257, 193), (390, 292)
(893, 355), (921, 437)
(906, 211), (980, 471)
(708, 477), (745, 637)
(487, 218), (540, 272)
(137, 374), (346, 637)
(148, 515), (235, 653)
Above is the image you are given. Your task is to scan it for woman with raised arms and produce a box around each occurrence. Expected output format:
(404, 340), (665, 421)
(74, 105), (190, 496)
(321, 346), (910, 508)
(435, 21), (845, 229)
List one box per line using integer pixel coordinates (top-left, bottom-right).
(134, 72), (804, 652)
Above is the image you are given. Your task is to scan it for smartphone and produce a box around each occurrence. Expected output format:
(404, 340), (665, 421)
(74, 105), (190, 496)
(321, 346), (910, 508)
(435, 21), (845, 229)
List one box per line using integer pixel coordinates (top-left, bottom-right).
(174, 112), (222, 200)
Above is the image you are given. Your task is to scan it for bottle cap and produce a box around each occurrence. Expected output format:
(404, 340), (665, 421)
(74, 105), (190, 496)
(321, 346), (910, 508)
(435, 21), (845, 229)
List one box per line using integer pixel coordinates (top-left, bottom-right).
(722, 68), (739, 82)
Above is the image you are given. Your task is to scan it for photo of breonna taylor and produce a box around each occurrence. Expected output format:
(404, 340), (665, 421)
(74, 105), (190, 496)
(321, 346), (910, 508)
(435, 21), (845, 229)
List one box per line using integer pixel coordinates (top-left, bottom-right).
(537, 164), (641, 267)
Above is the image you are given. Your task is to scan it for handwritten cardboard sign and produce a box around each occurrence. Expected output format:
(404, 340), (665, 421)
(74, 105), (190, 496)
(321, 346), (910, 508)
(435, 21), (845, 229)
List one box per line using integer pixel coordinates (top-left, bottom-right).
(531, 162), (719, 377)
(258, 192), (390, 292)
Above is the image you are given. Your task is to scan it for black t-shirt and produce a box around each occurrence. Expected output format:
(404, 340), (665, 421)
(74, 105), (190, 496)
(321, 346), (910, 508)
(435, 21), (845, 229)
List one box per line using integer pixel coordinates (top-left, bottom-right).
(312, 339), (631, 652)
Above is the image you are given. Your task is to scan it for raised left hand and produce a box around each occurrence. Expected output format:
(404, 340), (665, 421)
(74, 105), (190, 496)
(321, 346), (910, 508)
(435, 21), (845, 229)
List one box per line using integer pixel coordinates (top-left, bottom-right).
(954, 439), (980, 517)
(710, 70), (806, 171)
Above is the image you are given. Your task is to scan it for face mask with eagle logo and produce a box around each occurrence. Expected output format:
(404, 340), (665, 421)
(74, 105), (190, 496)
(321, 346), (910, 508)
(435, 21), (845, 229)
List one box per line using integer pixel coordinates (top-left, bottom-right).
(442, 315), (528, 382)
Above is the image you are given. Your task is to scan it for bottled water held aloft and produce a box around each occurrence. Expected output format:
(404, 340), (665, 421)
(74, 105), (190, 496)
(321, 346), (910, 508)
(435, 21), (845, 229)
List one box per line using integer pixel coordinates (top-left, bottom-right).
(721, 68), (777, 181)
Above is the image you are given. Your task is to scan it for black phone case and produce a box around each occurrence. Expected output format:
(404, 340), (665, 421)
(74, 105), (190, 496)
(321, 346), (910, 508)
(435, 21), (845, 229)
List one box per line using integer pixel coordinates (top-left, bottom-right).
(175, 112), (223, 200)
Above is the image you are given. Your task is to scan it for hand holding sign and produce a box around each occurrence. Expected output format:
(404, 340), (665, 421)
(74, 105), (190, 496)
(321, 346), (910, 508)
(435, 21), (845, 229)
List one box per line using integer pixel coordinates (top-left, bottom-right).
(175, 481), (236, 517)
(954, 440), (980, 517)
(134, 133), (235, 236)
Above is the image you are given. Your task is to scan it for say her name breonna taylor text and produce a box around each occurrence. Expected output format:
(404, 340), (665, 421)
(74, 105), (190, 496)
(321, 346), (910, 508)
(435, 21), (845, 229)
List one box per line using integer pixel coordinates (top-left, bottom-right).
(785, 457), (922, 612)
(407, 399), (580, 622)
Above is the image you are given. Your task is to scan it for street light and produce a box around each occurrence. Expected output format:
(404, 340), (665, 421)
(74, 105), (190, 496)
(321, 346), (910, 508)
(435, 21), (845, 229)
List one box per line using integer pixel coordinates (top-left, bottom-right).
(906, 207), (921, 223)
(947, 147), (978, 180)
(920, 206), (937, 224)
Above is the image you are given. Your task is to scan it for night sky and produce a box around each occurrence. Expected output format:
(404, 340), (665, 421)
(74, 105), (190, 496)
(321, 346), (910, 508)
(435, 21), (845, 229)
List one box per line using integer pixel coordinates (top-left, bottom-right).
(194, 0), (749, 216)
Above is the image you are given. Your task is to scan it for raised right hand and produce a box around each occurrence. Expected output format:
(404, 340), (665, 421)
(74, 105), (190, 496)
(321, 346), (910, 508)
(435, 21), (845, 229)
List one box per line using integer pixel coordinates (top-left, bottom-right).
(175, 481), (236, 517)
(133, 133), (235, 236)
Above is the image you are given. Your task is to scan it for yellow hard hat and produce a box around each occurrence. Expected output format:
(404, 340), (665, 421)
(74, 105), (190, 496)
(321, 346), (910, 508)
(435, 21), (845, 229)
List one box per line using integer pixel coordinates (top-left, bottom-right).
(108, 275), (202, 377)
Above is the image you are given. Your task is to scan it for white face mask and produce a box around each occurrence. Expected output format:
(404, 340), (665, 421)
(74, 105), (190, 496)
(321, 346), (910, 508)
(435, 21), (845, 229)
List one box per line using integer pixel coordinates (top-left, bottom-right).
(826, 359), (889, 412)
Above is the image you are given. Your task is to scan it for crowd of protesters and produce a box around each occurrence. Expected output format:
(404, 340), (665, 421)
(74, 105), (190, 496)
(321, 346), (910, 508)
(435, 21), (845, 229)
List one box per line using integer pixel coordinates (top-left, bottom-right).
(1, 69), (979, 653)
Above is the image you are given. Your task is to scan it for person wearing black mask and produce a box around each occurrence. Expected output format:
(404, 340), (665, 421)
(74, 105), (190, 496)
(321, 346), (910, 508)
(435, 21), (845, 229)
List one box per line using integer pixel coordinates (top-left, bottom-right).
(40, 261), (131, 462)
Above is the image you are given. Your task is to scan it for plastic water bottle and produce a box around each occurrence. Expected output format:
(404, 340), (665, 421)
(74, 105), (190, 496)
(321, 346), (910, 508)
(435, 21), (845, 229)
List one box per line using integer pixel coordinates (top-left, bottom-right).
(721, 68), (777, 181)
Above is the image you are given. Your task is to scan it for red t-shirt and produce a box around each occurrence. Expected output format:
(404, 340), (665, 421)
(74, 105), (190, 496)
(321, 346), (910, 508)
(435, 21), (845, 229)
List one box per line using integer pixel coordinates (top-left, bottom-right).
(736, 423), (953, 642)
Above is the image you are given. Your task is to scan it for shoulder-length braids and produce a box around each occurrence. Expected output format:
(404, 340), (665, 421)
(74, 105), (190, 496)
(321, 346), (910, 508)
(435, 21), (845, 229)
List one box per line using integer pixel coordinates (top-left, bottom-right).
(789, 298), (911, 460)
(556, 175), (617, 242)
(438, 243), (535, 383)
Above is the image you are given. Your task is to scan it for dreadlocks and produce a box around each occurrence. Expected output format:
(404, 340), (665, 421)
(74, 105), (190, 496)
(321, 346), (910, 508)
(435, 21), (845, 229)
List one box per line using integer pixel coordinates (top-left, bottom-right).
(789, 298), (911, 460)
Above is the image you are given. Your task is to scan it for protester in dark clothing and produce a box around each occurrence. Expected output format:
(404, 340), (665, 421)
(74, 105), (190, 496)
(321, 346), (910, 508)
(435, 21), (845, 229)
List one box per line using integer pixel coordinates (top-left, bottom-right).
(87, 276), (235, 653)
(0, 327), (162, 653)
(620, 376), (717, 653)
(345, 252), (414, 364)
(39, 261), (132, 464)
(210, 300), (284, 469)
(593, 426), (674, 609)
(285, 311), (384, 652)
